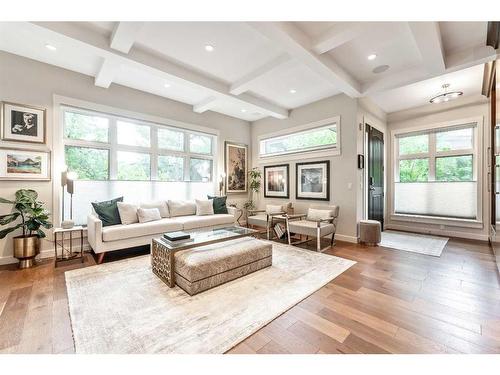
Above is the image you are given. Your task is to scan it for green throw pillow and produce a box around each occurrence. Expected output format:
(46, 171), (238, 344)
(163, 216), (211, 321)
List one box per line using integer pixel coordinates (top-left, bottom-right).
(91, 197), (123, 227)
(207, 195), (228, 214)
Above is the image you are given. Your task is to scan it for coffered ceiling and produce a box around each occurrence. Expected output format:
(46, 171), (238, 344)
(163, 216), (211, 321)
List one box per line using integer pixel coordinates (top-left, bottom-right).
(0, 21), (497, 120)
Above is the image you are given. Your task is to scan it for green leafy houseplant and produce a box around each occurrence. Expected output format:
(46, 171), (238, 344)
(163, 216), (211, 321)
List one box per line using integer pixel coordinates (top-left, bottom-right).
(0, 189), (52, 239)
(244, 167), (262, 211)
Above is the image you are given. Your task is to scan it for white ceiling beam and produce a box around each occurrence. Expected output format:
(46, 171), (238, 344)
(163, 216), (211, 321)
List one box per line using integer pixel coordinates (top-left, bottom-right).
(230, 54), (290, 95)
(31, 22), (288, 120)
(248, 22), (362, 98)
(110, 22), (144, 54)
(362, 45), (499, 95)
(408, 22), (446, 74)
(94, 58), (119, 88)
(312, 22), (367, 54)
(193, 97), (218, 113)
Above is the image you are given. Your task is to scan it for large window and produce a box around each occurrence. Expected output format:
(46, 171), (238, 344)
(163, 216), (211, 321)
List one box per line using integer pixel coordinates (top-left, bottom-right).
(259, 122), (338, 157)
(63, 107), (215, 182)
(394, 122), (478, 220)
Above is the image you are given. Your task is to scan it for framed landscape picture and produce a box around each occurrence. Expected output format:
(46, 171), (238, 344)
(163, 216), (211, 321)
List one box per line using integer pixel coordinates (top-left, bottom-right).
(296, 160), (330, 201)
(0, 148), (51, 181)
(264, 164), (289, 198)
(1, 102), (46, 144)
(225, 141), (247, 193)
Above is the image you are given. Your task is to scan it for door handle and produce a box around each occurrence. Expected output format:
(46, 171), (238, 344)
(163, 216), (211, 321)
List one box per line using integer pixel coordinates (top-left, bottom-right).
(369, 186), (375, 191)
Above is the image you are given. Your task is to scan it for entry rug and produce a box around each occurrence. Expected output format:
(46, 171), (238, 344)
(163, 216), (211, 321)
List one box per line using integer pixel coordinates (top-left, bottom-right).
(65, 242), (355, 354)
(381, 230), (448, 257)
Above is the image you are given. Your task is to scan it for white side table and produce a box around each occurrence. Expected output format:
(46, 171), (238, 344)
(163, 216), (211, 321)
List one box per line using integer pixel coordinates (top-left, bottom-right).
(54, 226), (86, 267)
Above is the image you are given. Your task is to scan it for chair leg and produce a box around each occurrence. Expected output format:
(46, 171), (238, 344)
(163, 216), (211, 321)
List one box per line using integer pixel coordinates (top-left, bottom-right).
(317, 227), (321, 251)
(330, 232), (335, 247)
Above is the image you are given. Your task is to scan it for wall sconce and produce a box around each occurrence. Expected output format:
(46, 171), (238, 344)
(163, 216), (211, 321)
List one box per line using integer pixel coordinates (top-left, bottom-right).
(219, 172), (226, 196)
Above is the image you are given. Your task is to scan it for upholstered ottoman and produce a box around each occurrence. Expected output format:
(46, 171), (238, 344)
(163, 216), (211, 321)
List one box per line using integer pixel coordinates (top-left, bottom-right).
(359, 219), (382, 246)
(173, 237), (272, 295)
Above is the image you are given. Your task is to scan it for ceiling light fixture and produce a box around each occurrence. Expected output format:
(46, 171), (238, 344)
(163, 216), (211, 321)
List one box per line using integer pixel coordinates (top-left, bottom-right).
(45, 44), (57, 51)
(429, 84), (463, 104)
(205, 45), (215, 52)
(289, 89), (297, 94)
(367, 54), (377, 60)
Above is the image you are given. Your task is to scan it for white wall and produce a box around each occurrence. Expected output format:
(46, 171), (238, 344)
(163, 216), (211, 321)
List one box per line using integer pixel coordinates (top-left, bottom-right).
(0, 51), (251, 264)
(250, 94), (361, 242)
(386, 95), (492, 241)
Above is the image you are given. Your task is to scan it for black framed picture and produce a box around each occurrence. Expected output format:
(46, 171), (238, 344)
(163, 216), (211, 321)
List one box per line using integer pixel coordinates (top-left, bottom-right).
(1, 102), (46, 144)
(296, 160), (330, 201)
(264, 164), (289, 199)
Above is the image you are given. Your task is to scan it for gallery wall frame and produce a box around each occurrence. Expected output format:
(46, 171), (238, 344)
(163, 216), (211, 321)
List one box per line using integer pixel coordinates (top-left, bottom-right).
(225, 141), (248, 194)
(1, 101), (46, 144)
(0, 147), (51, 181)
(295, 160), (330, 201)
(264, 164), (290, 199)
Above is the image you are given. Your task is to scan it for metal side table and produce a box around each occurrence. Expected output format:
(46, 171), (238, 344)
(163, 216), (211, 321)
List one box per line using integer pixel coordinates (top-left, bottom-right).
(54, 226), (86, 267)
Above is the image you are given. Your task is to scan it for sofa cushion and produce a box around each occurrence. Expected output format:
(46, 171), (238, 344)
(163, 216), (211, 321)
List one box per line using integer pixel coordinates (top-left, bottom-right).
(174, 214), (234, 230)
(140, 201), (169, 218)
(91, 197), (123, 227)
(196, 199), (214, 216)
(207, 195), (228, 214)
(168, 200), (196, 217)
(174, 237), (272, 283)
(102, 218), (182, 242)
(137, 207), (161, 223)
(117, 202), (138, 225)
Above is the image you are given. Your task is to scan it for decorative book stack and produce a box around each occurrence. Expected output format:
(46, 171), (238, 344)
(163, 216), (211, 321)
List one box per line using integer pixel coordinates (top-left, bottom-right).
(163, 231), (193, 245)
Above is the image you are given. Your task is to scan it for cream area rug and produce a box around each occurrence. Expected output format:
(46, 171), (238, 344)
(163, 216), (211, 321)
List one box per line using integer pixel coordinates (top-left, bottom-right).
(380, 230), (449, 257)
(65, 242), (355, 354)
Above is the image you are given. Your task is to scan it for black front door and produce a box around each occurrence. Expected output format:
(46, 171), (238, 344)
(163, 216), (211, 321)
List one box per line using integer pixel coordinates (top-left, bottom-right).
(367, 125), (384, 229)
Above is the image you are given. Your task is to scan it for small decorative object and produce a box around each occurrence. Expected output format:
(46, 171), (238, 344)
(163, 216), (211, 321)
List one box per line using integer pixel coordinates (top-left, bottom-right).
(61, 169), (78, 229)
(225, 141), (248, 193)
(296, 160), (330, 201)
(244, 167), (262, 211)
(0, 189), (52, 268)
(0, 148), (50, 181)
(1, 102), (46, 144)
(264, 164), (289, 198)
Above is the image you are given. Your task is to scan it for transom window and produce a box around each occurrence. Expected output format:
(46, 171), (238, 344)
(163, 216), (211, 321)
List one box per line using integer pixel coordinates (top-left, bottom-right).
(63, 107), (214, 182)
(259, 122), (338, 157)
(394, 122), (478, 220)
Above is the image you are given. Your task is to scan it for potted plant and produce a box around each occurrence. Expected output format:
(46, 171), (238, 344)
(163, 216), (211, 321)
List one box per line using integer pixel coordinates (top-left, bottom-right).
(244, 167), (262, 211)
(0, 189), (52, 268)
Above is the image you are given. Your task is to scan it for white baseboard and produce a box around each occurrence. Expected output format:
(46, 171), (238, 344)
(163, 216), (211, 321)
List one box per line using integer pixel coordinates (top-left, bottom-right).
(0, 243), (91, 266)
(335, 234), (358, 243)
(384, 223), (489, 242)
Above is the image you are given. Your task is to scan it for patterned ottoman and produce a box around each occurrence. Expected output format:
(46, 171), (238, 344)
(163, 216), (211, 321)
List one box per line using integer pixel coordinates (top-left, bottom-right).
(173, 237), (273, 295)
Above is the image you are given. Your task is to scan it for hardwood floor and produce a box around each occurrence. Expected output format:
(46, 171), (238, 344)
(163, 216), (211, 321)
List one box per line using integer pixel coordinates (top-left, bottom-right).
(0, 238), (499, 354)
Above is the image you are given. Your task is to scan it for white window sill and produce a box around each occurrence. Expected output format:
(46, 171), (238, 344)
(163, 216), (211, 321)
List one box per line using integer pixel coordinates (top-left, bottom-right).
(390, 213), (483, 229)
(258, 148), (341, 164)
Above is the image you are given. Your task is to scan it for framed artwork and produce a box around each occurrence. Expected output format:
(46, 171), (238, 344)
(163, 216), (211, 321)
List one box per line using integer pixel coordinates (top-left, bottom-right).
(296, 160), (330, 201)
(225, 141), (248, 194)
(1, 102), (46, 144)
(0, 148), (51, 181)
(264, 164), (289, 198)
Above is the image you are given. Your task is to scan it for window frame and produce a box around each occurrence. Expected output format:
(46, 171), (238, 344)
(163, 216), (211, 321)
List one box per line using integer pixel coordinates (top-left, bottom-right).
(258, 116), (341, 162)
(62, 106), (215, 182)
(390, 117), (483, 226)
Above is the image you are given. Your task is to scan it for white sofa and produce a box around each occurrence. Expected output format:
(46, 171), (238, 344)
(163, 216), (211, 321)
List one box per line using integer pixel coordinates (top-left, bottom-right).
(87, 200), (238, 263)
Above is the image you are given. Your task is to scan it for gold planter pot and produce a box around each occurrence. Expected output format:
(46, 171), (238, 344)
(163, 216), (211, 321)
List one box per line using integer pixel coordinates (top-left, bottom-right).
(13, 235), (40, 269)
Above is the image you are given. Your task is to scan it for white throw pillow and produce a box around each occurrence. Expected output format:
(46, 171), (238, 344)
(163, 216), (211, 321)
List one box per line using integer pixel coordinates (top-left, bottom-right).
(307, 208), (333, 221)
(137, 208), (162, 223)
(266, 204), (283, 214)
(117, 202), (138, 225)
(168, 200), (197, 217)
(196, 199), (214, 216)
(140, 201), (169, 218)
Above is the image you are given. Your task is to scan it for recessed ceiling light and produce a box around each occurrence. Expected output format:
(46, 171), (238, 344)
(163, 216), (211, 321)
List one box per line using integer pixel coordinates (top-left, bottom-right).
(45, 44), (57, 51)
(164, 83), (171, 88)
(241, 109), (247, 113)
(372, 65), (390, 74)
(289, 89), (297, 94)
(205, 45), (215, 52)
(367, 54), (377, 60)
